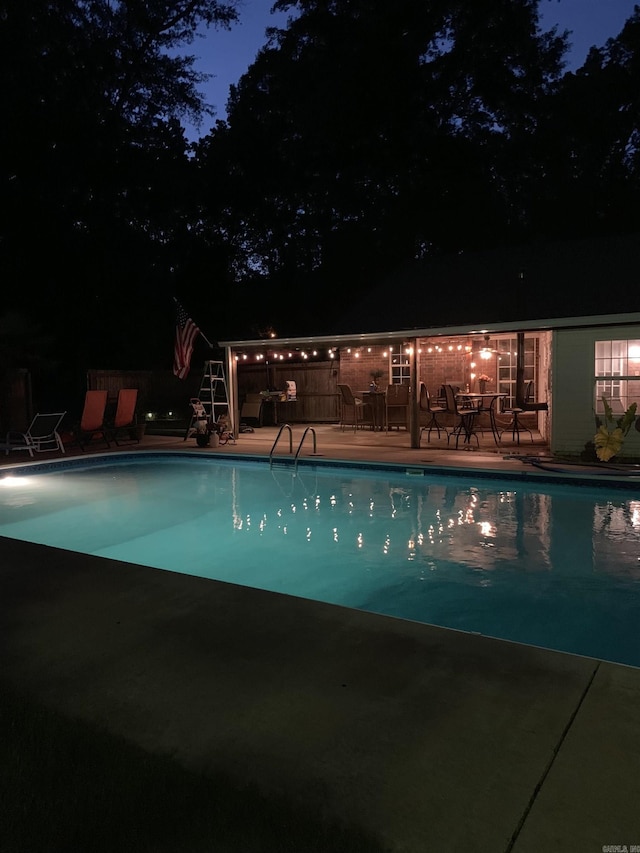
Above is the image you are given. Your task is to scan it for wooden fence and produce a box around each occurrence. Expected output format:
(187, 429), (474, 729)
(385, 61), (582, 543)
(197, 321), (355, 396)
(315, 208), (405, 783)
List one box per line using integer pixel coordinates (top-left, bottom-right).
(87, 362), (342, 426)
(237, 361), (340, 422)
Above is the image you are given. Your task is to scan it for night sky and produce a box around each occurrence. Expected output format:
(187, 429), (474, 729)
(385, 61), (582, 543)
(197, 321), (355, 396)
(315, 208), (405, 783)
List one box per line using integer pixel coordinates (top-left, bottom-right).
(184, 0), (640, 139)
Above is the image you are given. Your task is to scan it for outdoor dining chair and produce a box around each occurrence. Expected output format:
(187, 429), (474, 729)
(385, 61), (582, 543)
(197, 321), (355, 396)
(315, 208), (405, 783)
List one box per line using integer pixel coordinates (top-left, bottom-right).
(385, 383), (410, 430)
(338, 384), (367, 431)
(499, 385), (534, 445)
(418, 382), (448, 442)
(443, 384), (479, 449)
(5, 411), (67, 456)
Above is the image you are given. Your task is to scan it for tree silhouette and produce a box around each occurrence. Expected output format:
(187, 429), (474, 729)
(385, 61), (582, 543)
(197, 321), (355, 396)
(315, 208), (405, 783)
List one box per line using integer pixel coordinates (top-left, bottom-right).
(195, 0), (569, 333)
(0, 0), (239, 365)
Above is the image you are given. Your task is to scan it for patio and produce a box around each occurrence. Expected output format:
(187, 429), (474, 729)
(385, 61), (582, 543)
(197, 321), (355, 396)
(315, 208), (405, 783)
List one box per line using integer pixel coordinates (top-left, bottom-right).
(161, 416), (549, 468)
(2, 429), (639, 853)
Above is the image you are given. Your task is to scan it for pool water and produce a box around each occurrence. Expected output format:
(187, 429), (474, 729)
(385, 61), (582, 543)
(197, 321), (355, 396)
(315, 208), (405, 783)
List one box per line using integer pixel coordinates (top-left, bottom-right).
(1, 455), (640, 668)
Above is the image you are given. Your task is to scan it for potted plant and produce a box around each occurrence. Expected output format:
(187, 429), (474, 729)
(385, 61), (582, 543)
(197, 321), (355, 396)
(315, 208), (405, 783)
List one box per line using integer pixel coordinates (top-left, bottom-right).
(594, 396), (638, 461)
(370, 369), (385, 391)
(477, 373), (492, 393)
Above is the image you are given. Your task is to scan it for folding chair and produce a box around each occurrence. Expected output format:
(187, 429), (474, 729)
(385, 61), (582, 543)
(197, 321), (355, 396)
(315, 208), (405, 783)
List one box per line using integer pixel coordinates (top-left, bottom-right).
(5, 412), (67, 456)
(185, 398), (210, 441)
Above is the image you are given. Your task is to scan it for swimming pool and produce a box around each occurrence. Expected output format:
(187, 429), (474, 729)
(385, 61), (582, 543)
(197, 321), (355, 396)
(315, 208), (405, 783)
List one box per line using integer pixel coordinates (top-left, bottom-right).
(1, 454), (639, 668)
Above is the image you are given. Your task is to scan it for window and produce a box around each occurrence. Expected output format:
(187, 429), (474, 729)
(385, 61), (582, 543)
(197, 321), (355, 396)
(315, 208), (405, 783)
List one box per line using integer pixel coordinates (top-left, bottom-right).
(391, 351), (410, 384)
(594, 340), (640, 414)
(496, 336), (538, 407)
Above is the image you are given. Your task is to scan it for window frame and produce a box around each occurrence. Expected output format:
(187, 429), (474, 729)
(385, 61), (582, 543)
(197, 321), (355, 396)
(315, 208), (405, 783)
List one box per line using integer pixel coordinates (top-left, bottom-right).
(594, 339), (640, 414)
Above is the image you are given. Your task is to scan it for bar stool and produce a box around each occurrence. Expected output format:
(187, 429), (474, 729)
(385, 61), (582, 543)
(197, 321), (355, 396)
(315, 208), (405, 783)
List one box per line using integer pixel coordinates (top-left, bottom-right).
(444, 384), (479, 449)
(419, 382), (448, 442)
(499, 396), (533, 444)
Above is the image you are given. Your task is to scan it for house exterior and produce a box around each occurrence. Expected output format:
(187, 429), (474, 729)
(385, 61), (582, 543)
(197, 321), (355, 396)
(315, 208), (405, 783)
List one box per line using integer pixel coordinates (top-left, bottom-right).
(218, 311), (640, 459)
(218, 235), (640, 459)
(552, 318), (640, 457)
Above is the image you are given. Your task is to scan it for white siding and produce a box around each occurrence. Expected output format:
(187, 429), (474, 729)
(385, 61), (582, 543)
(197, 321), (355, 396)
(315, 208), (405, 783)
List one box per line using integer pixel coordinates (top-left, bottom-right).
(551, 325), (640, 458)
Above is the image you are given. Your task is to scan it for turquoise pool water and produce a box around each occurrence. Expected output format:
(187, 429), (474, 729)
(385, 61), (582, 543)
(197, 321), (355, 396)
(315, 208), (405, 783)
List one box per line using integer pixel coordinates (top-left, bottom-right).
(1, 455), (639, 667)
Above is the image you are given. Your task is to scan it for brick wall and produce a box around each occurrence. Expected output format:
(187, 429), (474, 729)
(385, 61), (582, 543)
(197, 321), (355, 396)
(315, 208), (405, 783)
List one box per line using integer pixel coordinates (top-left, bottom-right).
(338, 338), (473, 395)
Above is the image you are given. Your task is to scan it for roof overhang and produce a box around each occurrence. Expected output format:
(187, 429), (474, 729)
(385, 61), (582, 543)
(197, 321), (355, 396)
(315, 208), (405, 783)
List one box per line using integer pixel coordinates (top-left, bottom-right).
(218, 312), (640, 352)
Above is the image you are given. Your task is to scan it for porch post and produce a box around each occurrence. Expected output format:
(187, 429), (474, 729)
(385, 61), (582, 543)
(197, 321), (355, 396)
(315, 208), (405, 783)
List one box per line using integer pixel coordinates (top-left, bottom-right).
(516, 332), (525, 406)
(225, 346), (239, 437)
(409, 338), (420, 448)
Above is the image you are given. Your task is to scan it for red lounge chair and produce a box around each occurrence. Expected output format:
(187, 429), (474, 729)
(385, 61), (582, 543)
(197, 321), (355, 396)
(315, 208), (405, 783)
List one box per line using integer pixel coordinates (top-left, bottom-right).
(108, 389), (139, 446)
(76, 390), (109, 450)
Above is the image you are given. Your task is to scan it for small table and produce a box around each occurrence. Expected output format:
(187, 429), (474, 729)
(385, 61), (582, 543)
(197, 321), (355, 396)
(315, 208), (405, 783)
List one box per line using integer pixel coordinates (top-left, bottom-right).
(360, 391), (386, 430)
(457, 392), (506, 445)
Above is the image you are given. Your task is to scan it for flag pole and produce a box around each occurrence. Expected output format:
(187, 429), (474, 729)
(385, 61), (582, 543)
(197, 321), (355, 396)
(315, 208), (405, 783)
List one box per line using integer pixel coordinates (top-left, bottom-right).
(200, 331), (215, 349)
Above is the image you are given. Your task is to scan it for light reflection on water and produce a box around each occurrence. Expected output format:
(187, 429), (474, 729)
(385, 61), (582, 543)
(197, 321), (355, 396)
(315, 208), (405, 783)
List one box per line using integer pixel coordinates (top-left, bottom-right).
(1, 458), (639, 667)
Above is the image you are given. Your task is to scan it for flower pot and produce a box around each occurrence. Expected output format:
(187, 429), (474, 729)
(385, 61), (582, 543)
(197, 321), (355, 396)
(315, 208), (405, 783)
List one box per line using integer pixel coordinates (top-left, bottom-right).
(479, 380), (487, 393)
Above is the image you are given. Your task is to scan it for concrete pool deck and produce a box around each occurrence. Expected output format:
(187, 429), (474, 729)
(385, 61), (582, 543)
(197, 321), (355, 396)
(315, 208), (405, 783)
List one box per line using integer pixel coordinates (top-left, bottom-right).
(2, 429), (640, 851)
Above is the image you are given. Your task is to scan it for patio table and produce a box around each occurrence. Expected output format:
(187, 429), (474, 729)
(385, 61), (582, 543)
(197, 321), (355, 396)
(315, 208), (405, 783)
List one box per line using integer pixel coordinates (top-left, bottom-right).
(457, 392), (505, 446)
(360, 391), (386, 430)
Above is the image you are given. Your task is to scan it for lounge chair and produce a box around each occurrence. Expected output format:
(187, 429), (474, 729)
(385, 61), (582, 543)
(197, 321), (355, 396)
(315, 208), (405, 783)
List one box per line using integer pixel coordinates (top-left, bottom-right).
(75, 390), (110, 450)
(5, 412), (67, 456)
(107, 388), (139, 446)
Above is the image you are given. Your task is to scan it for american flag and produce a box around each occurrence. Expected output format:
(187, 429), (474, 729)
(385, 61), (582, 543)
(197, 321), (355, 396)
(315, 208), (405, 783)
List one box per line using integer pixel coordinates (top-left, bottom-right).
(173, 299), (200, 379)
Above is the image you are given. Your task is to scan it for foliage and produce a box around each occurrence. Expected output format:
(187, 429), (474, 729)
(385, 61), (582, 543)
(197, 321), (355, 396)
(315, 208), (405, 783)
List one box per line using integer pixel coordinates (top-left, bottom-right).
(0, 0), (239, 370)
(594, 396), (638, 461)
(523, 7), (640, 239)
(1, 0), (640, 374)
(195, 0), (569, 324)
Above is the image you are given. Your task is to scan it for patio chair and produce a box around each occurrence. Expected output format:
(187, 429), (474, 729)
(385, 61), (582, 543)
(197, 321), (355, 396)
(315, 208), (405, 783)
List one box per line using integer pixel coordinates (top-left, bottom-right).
(418, 382), (447, 442)
(385, 383), (410, 430)
(107, 388), (139, 446)
(240, 393), (264, 427)
(443, 384), (479, 449)
(499, 390), (534, 445)
(520, 380), (548, 413)
(338, 384), (365, 431)
(5, 411), (67, 456)
(75, 390), (110, 450)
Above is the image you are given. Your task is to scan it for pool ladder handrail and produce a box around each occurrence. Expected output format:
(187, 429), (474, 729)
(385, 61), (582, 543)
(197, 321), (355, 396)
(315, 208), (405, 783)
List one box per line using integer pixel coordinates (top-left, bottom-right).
(269, 424), (318, 471)
(269, 423), (293, 466)
(294, 426), (317, 472)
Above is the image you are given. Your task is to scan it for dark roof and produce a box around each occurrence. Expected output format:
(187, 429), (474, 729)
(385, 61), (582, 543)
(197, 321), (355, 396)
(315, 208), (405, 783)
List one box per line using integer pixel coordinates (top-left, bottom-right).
(333, 232), (640, 336)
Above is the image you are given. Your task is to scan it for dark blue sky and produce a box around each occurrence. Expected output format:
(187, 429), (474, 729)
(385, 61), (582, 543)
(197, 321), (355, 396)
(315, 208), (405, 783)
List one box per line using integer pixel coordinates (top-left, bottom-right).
(186, 0), (638, 139)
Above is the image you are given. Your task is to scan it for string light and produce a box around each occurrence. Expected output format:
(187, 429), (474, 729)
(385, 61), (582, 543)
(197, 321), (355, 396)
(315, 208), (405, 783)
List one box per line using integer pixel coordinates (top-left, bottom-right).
(231, 333), (514, 367)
